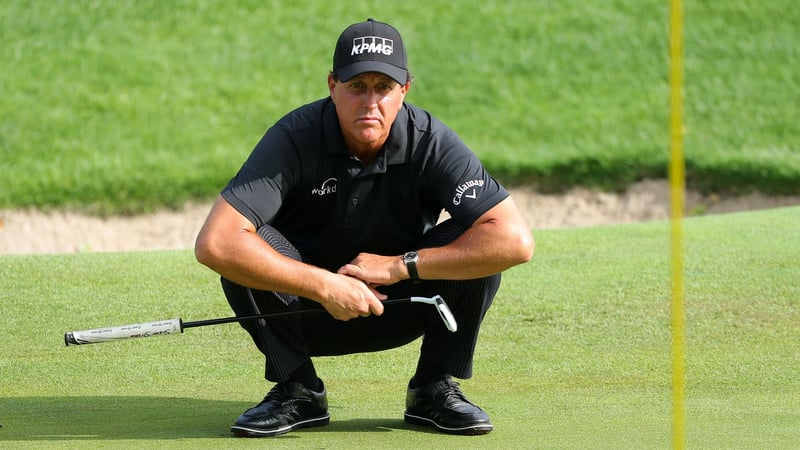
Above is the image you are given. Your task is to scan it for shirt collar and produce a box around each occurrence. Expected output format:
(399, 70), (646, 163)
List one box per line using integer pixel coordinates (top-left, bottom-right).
(384, 105), (409, 165)
(323, 99), (349, 156)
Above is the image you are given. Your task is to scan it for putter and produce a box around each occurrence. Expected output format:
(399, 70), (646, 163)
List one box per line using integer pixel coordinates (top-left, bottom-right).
(64, 294), (457, 346)
(409, 295), (457, 332)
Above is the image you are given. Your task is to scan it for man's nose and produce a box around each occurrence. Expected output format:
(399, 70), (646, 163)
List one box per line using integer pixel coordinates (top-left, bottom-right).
(363, 89), (381, 108)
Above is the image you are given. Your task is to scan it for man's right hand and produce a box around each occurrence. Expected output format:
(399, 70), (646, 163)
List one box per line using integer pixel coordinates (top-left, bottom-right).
(196, 196), (387, 322)
(318, 272), (386, 321)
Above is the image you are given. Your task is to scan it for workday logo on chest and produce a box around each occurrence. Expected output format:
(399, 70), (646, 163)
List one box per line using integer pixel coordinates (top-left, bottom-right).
(311, 178), (337, 197)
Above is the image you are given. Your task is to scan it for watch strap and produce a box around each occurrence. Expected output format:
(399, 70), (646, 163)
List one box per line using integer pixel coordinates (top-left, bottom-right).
(404, 251), (420, 281)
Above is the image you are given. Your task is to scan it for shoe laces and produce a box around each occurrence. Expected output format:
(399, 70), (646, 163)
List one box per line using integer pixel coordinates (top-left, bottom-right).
(259, 381), (294, 407)
(437, 376), (470, 404)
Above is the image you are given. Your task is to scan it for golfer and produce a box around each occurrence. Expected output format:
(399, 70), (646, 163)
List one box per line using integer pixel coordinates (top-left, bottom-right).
(195, 18), (533, 437)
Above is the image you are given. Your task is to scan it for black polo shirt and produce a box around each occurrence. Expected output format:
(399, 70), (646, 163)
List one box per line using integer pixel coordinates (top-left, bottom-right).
(222, 98), (509, 271)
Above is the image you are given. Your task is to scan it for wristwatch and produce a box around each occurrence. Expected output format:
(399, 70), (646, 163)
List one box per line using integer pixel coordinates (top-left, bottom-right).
(403, 251), (420, 281)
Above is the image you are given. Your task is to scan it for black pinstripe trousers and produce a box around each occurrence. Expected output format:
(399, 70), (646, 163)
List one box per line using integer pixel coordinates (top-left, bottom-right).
(220, 220), (501, 383)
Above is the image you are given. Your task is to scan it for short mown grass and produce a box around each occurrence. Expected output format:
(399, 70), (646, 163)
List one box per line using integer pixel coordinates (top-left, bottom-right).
(1, 206), (798, 448)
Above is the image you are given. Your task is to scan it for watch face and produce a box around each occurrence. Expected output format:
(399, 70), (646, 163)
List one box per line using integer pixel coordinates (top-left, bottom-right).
(403, 251), (420, 281)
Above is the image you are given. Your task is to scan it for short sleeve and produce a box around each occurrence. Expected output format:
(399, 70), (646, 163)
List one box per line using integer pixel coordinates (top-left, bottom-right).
(423, 127), (509, 226)
(221, 125), (300, 228)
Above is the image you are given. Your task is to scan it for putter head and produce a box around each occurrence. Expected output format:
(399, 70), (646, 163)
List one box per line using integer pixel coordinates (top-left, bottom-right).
(410, 295), (458, 332)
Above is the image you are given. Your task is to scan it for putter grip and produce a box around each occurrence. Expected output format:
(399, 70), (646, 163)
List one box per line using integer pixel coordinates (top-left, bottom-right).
(64, 319), (183, 346)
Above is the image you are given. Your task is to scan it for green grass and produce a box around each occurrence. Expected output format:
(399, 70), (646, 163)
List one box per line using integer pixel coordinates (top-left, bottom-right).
(2, 207), (799, 448)
(1, 0), (798, 214)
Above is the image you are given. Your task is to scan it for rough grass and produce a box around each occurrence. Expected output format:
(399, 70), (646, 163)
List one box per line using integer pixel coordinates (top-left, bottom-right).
(1, 0), (798, 214)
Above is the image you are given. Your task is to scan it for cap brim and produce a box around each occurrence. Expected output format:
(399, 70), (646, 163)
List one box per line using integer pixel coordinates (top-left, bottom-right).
(337, 61), (407, 85)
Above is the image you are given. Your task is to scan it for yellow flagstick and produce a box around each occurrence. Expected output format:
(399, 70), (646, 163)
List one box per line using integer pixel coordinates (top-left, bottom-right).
(668, 0), (686, 448)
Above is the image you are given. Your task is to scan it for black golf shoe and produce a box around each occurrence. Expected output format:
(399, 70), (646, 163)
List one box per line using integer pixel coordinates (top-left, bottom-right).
(404, 376), (493, 435)
(231, 380), (329, 437)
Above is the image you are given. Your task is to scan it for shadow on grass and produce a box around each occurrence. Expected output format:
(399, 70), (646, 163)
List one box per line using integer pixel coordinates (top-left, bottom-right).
(0, 396), (418, 441)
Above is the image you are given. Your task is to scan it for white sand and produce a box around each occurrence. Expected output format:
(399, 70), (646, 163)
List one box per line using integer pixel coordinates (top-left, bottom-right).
(2, 179), (798, 255)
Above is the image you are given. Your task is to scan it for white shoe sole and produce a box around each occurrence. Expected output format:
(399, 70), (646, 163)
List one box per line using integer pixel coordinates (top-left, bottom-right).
(231, 413), (330, 437)
(404, 411), (493, 435)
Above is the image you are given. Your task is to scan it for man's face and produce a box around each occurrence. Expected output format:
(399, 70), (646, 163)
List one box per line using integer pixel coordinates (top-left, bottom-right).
(328, 72), (409, 154)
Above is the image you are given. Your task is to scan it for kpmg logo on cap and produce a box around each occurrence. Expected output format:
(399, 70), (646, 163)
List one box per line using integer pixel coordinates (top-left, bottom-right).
(351, 36), (394, 56)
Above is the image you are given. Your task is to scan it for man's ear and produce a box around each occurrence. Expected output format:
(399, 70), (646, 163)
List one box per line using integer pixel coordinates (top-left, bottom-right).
(399, 82), (411, 108)
(327, 73), (337, 97)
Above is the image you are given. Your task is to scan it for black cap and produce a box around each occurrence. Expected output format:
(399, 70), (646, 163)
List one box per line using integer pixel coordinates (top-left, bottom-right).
(332, 18), (408, 85)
